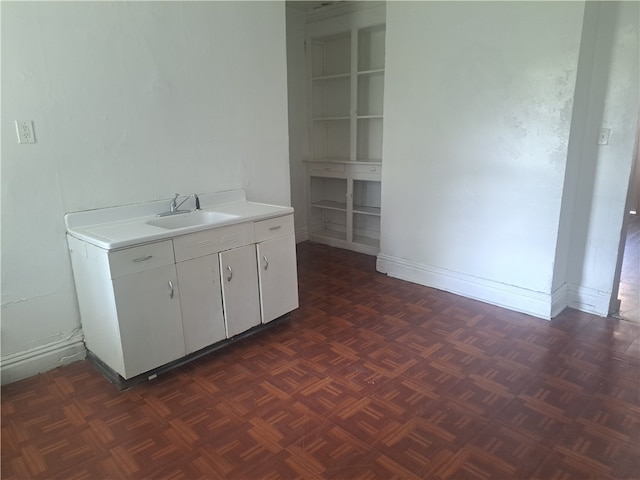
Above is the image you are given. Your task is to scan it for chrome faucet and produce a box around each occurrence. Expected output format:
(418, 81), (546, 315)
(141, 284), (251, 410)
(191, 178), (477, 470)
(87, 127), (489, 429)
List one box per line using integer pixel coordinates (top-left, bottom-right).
(158, 193), (200, 217)
(170, 193), (185, 212)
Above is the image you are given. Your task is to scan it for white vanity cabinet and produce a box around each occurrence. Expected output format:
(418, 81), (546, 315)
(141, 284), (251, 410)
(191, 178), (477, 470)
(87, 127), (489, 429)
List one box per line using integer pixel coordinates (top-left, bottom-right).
(173, 221), (260, 348)
(255, 216), (299, 323)
(112, 264), (184, 378)
(175, 215), (298, 341)
(66, 193), (299, 383)
(67, 237), (185, 379)
(175, 254), (225, 355)
(219, 245), (262, 337)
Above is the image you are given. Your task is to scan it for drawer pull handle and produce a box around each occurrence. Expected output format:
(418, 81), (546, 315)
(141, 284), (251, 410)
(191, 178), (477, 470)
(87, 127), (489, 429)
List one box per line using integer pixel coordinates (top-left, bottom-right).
(168, 280), (174, 299)
(268, 225), (281, 231)
(226, 266), (233, 282)
(133, 255), (153, 262)
(324, 167), (331, 170)
(263, 256), (269, 271)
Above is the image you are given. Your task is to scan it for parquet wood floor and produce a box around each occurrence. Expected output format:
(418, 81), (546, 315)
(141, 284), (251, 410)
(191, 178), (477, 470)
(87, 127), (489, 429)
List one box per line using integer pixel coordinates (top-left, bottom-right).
(2, 242), (639, 479)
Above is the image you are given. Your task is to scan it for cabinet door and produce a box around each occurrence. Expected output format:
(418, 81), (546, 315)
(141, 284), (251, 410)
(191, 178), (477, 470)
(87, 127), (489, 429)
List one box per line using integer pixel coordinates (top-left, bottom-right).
(219, 245), (261, 338)
(113, 265), (185, 379)
(176, 255), (225, 355)
(256, 235), (299, 323)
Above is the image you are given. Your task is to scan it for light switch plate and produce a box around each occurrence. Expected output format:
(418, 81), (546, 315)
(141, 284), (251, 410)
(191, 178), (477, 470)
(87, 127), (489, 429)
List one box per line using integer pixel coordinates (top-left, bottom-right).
(15, 120), (36, 144)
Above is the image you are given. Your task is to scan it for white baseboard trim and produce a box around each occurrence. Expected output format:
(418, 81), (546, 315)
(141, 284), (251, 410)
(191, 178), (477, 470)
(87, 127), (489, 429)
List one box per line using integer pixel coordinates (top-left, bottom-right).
(376, 254), (555, 320)
(551, 283), (569, 318)
(567, 284), (611, 317)
(295, 226), (309, 244)
(1, 332), (86, 385)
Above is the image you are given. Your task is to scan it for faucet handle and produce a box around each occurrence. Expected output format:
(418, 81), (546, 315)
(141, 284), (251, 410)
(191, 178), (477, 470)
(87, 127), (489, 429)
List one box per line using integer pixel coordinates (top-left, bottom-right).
(170, 193), (180, 212)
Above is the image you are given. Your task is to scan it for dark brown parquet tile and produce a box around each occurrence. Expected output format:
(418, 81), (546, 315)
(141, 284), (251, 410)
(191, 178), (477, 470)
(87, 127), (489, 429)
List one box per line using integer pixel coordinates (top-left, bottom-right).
(495, 397), (577, 443)
(554, 426), (640, 479)
(460, 426), (550, 479)
(3, 241), (640, 479)
(468, 362), (537, 396)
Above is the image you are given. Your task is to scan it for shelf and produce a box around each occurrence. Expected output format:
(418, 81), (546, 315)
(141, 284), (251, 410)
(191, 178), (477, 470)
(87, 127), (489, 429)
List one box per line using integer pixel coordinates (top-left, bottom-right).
(357, 75), (384, 118)
(312, 228), (347, 242)
(312, 121), (350, 159)
(351, 160), (382, 165)
(357, 69), (385, 76)
(312, 73), (351, 81)
(311, 33), (351, 78)
(310, 176), (347, 205)
(358, 71), (383, 117)
(353, 205), (381, 216)
(353, 211), (380, 248)
(307, 158), (351, 166)
(312, 75), (350, 118)
(306, 159), (382, 164)
(352, 234), (380, 248)
(311, 200), (347, 212)
(313, 116), (351, 121)
(357, 118), (383, 160)
(358, 25), (386, 72)
(305, 158), (350, 164)
(307, 21), (384, 257)
(353, 179), (381, 217)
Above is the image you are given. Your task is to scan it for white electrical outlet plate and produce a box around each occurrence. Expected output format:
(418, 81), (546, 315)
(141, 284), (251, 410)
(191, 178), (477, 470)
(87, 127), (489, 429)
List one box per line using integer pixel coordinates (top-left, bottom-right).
(15, 120), (36, 144)
(597, 127), (611, 145)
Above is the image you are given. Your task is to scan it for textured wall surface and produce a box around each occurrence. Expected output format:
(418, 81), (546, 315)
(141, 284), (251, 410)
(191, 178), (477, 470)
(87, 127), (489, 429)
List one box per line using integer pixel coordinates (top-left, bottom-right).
(1, 2), (290, 365)
(381, 2), (584, 300)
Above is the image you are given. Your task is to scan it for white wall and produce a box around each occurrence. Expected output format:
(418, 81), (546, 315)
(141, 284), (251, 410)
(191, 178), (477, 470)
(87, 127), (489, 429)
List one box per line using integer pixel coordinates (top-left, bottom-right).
(378, 1), (586, 318)
(286, 5), (309, 241)
(559, 1), (639, 315)
(1, 1), (290, 383)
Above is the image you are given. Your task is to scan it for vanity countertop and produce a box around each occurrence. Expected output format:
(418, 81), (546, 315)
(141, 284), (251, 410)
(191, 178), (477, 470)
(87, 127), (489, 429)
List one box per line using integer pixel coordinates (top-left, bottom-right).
(65, 190), (293, 250)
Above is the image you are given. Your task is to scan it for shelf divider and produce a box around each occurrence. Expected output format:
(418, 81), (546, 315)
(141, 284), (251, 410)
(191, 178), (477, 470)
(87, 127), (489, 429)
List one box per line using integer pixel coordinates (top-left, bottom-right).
(311, 200), (348, 212)
(312, 73), (351, 81)
(357, 68), (385, 76)
(353, 205), (381, 216)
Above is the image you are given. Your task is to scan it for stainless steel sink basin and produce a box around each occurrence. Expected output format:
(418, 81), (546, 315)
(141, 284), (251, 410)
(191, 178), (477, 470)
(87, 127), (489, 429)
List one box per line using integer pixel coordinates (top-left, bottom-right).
(146, 210), (238, 230)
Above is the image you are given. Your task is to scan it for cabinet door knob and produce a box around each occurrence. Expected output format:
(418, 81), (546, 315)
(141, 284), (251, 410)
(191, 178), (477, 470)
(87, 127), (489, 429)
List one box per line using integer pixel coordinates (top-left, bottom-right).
(263, 255), (269, 271)
(168, 280), (174, 299)
(226, 265), (233, 282)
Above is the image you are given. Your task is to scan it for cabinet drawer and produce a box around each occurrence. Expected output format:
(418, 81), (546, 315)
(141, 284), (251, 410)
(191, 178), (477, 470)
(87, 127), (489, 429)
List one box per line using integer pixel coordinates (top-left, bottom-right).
(350, 164), (382, 175)
(310, 162), (345, 173)
(254, 215), (295, 243)
(108, 240), (175, 278)
(173, 222), (254, 263)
